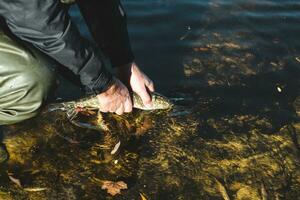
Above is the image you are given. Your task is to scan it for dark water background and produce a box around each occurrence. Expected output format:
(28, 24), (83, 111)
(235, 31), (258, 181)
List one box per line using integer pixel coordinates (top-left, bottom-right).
(68, 0), (300, 94)
(1, 0), (300, 199)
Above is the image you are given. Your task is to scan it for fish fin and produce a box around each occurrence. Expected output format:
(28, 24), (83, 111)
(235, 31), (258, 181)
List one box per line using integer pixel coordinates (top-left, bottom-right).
(67, 109), (78, 121)
(97, 111), (110, 131)
(45, 103), (65, 113)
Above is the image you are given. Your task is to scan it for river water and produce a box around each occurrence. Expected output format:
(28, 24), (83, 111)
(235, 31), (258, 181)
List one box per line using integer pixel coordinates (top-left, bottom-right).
(1, 0), (300, 199)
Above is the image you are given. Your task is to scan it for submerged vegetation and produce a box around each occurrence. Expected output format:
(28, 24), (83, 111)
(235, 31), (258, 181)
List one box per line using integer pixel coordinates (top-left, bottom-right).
(0, 72), (299, 199)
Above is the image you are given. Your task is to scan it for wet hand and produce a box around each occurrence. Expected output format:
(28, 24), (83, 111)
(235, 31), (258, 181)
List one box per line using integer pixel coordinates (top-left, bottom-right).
(97, 78), (132, 115)
(116, 62), (155, 107)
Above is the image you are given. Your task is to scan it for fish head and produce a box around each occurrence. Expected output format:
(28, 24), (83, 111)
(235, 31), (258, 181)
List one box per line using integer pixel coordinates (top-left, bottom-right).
(151, 93), (173, 110)
(133, 92), (173, 110)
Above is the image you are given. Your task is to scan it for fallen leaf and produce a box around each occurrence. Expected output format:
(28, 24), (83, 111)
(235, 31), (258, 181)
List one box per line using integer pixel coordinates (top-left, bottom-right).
(101, 180), (127, 196)
(110, 141), (121, 155)
(8, 175), (22, 187)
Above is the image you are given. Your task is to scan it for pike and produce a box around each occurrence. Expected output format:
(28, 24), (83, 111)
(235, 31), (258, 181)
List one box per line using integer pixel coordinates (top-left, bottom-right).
(47, 92), (173, 130)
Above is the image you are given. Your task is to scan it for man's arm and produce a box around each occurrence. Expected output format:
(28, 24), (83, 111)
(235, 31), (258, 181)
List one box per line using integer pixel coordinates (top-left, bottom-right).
(77, 0), (155, 106)
(0, 0), (133, 115)
(77, 0), (135, 67)
(0, 0), (112, 93)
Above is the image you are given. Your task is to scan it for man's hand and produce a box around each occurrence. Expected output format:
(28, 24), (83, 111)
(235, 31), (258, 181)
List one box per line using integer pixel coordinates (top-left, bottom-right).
(97, 78), (132, 115)
(115, 62), (155, 107)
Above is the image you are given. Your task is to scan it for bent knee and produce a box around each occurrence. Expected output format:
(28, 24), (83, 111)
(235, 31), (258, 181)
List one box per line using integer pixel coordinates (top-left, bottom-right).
(0, 71), (52, 125)
(0, 32), (57, 125)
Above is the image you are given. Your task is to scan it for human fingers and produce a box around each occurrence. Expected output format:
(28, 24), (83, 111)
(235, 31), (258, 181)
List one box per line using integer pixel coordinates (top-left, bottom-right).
(115, 104), (124, 115)
(137, 86), (152, 107)
(97, 96), (108, 112)
(145, 78), (155, 92)
(124, 96), (133, 113)
(108, 103), (119, 113)
(99, 107), (108, 113)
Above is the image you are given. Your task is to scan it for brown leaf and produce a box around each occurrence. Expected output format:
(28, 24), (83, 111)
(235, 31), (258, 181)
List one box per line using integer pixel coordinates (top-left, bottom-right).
(101, 180), (127, 196)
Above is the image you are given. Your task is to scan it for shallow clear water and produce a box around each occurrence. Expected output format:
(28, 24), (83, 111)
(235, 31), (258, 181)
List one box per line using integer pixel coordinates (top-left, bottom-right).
(1, 0), (300, 199)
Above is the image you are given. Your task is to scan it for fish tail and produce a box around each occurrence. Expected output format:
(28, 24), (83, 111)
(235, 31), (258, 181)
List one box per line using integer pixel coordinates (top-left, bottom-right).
(44, 103), (66, 113)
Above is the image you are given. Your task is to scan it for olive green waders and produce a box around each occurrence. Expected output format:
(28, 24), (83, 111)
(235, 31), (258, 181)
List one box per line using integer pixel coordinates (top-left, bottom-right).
(0, 29), (58, 163)
(0, 31), (57, 125)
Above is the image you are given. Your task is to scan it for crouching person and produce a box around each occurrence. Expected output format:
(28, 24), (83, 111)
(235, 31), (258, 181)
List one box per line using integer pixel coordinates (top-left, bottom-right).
(0, 0), (155, 164)
(0, 30), (57, 163)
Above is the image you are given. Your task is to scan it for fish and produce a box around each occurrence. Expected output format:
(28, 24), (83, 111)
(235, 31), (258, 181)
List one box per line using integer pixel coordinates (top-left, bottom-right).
(46, 92), (173, 130)
(48, 92), (172, 118)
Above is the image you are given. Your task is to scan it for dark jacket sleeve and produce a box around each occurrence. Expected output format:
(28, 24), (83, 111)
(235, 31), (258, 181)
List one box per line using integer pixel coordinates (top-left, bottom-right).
(0, 0), (113, 93)
(77, 0), (135, 67)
